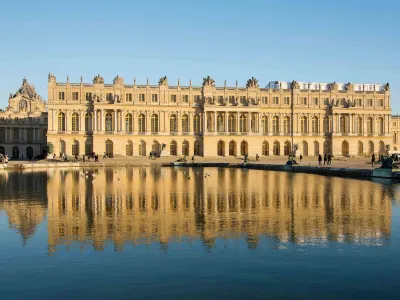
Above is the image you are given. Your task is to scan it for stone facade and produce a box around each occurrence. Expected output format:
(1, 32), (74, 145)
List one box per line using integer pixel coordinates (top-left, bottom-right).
(0, 75), (395, 158)
(46, 74), (393, 158)
(0, 79), (48, 159)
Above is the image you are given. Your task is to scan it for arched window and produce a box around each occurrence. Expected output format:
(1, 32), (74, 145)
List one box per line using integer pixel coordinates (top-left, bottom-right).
(261, 116), (268, 133)
(0, 129), (5, 142)
(301, 116), (307, 134)
(377, 117), (384, 134)
(126, 140), (133, 156)
(367, 117), (373, 134)
(217, 114), (224, 132)
(27, 129), (33, 143)
(105, 112), (113, 132)
(182, 114), (189, 133)
(302, 141), (308, 156)
(284, 141), (291, 156)
(13, 128), (19, 142)
(239, 114), (247, 132)
(272, 116), (279, 134)
(312, 116), (318, 134)
(170, 140), (177, 155)
(138, 114), (145, 132)
(193, 115), (200, 133)
(72, 140), (79, 156)
(283, 116), (290, 134)
(394, 132), (398, 144)
(273, 141), (280, 155)
(182, 141), (189, 156)
(340, 116), (347, 134)
(262, 141), (269, 156)
(58, 112), (65, 131)
(379, 141), (385, 154)
(125, 113), (133, 132)
(170, 114), (177, 132)
(356, 117), (362, 134)
(314, 141), (319, 156)
(12, 146), (19, 159)
(71, 112), (79, 131)
(217, 140), (225, 156)
(228, 114), (236, 133)
(358, 141), (363, 156)
(85, 113), (92, 132)
(323, 116), (329, 133)
(368, 141), (374, 154)
(151, 114), (159, 132)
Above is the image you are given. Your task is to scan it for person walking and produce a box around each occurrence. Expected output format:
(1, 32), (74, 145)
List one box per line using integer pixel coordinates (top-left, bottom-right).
(323, 153), (327, 165)
(300, 154), (303, 162)
(371, 153), (375, 167)
(318, 154), (322, 166)
(256, 154), (259, 162)
(149, 151), (152, 160)
(191, 155), (195, 163)
(328, 153), (332, 165)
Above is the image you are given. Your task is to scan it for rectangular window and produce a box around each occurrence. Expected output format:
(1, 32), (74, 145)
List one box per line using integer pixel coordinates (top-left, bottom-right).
(284, 97), (290, 105)
(59, 92), (65, 100)
(324, 98), (329, 106)
(85, 93), (92, 101)
(194, 95), (201, 104)
(368, 99), (373, 106)
(357, 99), (362, 106)
(152, 94), (158, 102)
(240, 96), (246, 104)
(273, 97), (279, 104)
(72, 92), (79, 100)
(139, 94), (145, 102)
(302, 97), (307, 105)
(229, 96), (236, 104)
(182, 95), (189, 103)
(313, 98), (318, 105)
(340, 98), (345, 106)
(393, 122), (397, 127)
(262, 97), (268, 104)
(126, 93), (132, 101)
(106, 93), (113, 101)
(378, 99), (384, 106)
(170, 95), (177, 102)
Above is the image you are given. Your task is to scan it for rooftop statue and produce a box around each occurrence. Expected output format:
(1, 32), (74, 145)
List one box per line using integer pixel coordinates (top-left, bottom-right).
(246, 77), (259, 88)
(330, 82), (338, 90)
(93, 74), (104, 84)
(113, 75), (123, 85)
(345, 82), (353, 91)
(291, 80), (299, 89)
(202, 76), (215, 87)
(48, 72), (56, 82)
(384, 83), (390, 91)
(158, 76), (168, 86)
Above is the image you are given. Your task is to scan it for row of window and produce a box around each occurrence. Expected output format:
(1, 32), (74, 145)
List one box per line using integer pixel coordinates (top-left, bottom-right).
(58, 91), (386, 107)
(0, 128), (38, 142)
(56, 113), (385, 135)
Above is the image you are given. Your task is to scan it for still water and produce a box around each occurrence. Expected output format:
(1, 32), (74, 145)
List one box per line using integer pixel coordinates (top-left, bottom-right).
(0, 167), (400, 299)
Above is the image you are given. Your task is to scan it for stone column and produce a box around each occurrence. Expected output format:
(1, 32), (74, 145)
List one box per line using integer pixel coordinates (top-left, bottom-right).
(214, 112), (217, 132)
(114, 110), (118, 132)
(204, 112), (208, 133)
(225, 112), (229, 132)
(248, 112), (251, 133)
(257, 113), (261, 133)
(101, 110), (105, 132)
(236, 112), (239, 133)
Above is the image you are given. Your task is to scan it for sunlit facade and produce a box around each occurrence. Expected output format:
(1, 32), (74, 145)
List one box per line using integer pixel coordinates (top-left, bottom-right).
(46, 74), (393, 157)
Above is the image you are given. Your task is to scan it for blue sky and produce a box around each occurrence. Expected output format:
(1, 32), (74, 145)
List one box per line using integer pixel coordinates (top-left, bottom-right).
(0, 0), (398, 112)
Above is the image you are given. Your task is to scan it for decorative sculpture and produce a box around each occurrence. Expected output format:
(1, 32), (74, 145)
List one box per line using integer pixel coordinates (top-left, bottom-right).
(93, 74), (104, 84)
(291, 80), (299, 89)
(48, 73), (56, 82)
(113, 75), (123, 85)
(19, 100), (27, 112)
(330, 82), (338, 90)
(246, 77), (259, 88)
(202, 76), (215, 87)
(384, 83), (390, 91)
(345, 82), (352, 91)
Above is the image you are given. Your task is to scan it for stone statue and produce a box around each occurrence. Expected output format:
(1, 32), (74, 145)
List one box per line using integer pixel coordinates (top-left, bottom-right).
(202, 76), (215, 87)
(93, 74), (104, 84)
(9, 93), (13, 99)
(345, 82), (352, 91)
(330, 82), (338, 91)
(19, 100), (27, 112)
(48, 72), (56, 82)
(384, 83), (390, 91)
(158, 76), (168, 86)
(113, 75), (123, 85)
(246, 77), (259, 88)
(291, 80), (299, 89)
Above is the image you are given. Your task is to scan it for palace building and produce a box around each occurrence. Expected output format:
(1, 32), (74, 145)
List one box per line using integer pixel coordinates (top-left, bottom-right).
(0, 79), (48, 158)
(46, 73), (392, 158)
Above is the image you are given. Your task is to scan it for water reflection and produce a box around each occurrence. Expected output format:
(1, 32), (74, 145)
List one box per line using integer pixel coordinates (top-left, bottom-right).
(0, 168), (394, 253)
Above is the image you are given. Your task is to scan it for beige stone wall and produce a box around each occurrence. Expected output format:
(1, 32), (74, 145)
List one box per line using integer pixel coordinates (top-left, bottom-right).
(45, 74), (393, 157)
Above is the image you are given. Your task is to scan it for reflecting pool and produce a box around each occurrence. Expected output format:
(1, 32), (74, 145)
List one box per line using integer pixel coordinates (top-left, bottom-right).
(1, 167), (399, 299)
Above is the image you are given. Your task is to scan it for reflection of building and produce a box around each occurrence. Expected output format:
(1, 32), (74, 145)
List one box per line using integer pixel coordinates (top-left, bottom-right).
(0, 171), (48, 244)
(44, 167), (392, 253)
(0, 79), (48, 158)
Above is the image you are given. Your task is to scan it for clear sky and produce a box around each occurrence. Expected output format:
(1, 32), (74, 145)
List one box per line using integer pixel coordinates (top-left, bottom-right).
(0, 0), (398, 112)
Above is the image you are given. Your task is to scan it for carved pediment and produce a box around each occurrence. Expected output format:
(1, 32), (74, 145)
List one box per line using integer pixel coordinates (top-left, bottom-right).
(202, 76), (215, 87)
(93, 74), (104, 84)
(246, 77), (259, 88)
(158, 76), (168, 86)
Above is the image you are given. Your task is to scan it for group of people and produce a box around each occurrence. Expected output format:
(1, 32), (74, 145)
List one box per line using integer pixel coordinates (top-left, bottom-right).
(317, 153), (333, 165)
(149, 151), (158, 160)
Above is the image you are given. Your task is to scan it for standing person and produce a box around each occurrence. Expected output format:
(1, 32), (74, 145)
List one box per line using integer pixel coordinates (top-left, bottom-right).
(191, 155), (195, 163)
(328, 153), (332, 165)
(300, 154), (303, 162)
(149, 151), (152, 160)
(323, 153), (327, 165)
(318, 154), (322, 166)
(256, 154), (259, 162)
(371, 153), (375, 167)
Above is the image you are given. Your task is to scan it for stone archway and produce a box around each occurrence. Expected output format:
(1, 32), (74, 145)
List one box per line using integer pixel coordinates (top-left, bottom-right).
(105, 140), (113, 157)
(26, 146), (33, 160)
(229, 140), (237, 156)
(342, 141), (349, 157)
(240, 140), (248, 156)
(217, 140), (225, 156)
